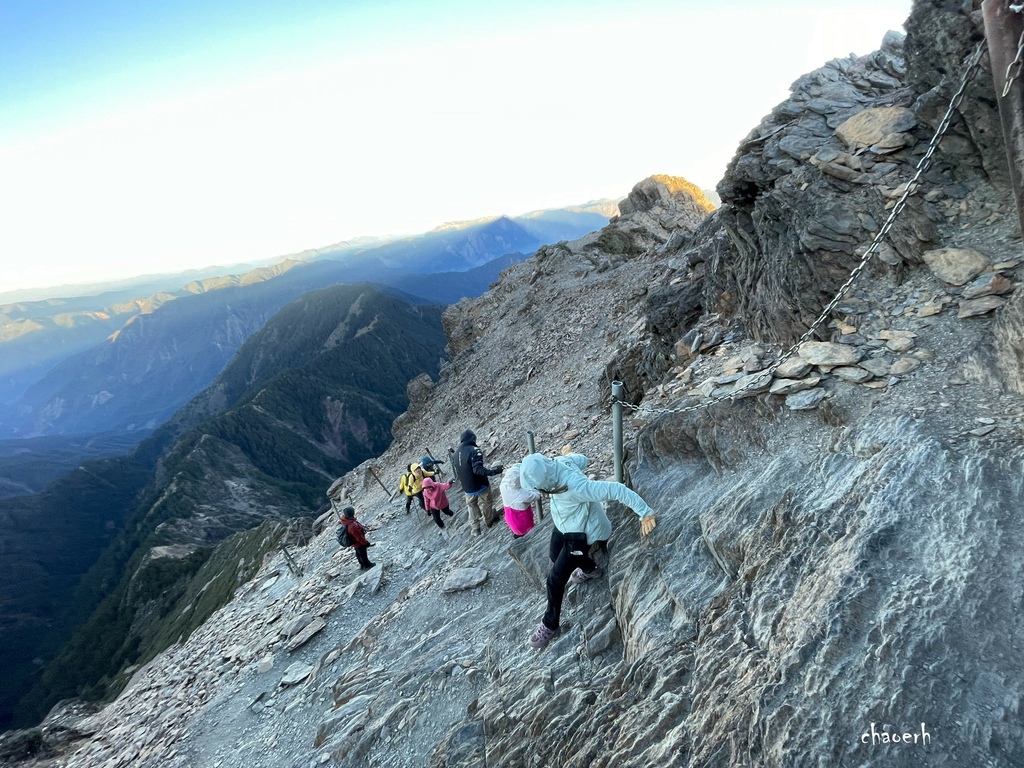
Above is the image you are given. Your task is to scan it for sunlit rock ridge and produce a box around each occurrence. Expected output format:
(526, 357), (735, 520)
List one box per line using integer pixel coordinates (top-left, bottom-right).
(12, 1), (1024, 766)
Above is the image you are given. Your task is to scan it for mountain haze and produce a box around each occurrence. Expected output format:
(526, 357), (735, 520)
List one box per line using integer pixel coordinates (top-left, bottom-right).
(0, 205), (612, 439)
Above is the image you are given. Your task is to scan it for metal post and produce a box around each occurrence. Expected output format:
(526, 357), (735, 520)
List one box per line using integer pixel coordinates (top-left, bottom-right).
(525, 430), (544, 519)
(612, 380), (624, 484)
(983, 0), (1024, 237)
(368, 466), (396, 500)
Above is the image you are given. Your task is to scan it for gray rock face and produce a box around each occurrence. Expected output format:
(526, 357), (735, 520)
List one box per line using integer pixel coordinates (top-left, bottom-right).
(835, 106), (917, 148)
(799, 341), (864, 367)
(921, 247), (992, 285)
(784, 388), (828, 410)
(441, 568), (489, 593)
(280, 662), (313, 687)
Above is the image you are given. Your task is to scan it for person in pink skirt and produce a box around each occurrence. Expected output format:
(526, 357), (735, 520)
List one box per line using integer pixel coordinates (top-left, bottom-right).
(499, 463), (541, 538)
(421, 476), (455, 530)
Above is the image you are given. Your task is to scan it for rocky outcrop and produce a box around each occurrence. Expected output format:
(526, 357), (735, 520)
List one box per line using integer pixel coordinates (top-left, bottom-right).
(15, 2), (1024, 767)
(709, 5), (1009, 347)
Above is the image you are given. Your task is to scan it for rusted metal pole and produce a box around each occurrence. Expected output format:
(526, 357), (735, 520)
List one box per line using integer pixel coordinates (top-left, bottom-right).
(612, 380), (624, 484)
(525, 430), (544, 519)
(983, 0), (1024, 237)
(368, 466), (396, 500)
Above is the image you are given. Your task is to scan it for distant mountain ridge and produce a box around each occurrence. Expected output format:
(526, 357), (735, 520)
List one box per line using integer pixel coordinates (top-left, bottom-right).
(0, 203), (613, 437)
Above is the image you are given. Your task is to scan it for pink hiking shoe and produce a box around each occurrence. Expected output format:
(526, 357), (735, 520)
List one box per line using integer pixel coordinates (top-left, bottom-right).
(570, 565), (603, 584)
(528, 623), (556, 649)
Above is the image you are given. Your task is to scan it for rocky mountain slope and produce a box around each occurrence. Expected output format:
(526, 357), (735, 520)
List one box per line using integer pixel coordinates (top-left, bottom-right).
(7, 1), (1024, 766)
(0, 284), (448, 731)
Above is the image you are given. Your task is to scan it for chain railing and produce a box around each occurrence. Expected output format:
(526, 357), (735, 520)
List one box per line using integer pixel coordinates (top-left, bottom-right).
(1002, 29), (1024, 96)
(613, 39), (988, 418)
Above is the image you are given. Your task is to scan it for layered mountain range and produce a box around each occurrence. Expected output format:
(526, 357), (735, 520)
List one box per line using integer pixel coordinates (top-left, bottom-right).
(0, 205), (611, 438)
(5, 1), (1024, 766)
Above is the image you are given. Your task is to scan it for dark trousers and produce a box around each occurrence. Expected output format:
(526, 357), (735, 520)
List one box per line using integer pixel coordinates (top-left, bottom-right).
(354, 545), (372, 568)
(542, 528), (597, 631)
(404, 492), (426, 513)
(428, 505), (453, 528)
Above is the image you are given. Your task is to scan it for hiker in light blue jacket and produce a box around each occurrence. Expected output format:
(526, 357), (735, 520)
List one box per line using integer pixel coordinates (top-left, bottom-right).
(519, 452), (656, 649)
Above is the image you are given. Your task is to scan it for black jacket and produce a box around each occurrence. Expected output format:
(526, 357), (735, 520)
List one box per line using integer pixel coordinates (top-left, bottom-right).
(454, 430), (500, 494)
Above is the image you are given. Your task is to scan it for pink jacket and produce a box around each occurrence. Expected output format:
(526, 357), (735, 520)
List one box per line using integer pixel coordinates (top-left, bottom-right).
(421, 477), (453, 511)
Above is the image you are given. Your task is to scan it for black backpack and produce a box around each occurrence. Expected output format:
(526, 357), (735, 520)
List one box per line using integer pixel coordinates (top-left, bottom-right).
(336, 524), (353, 548)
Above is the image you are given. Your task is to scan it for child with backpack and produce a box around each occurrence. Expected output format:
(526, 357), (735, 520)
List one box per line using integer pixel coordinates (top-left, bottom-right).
(398, 464), (421, 514)
(407, 462), (434, 510)
(421, 476), (455, 530)
(337, 506), (376, 570)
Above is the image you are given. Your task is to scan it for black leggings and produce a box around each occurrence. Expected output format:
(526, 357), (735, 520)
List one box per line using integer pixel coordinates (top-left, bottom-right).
(354, 545), (372, 568)
(542, 529), (598, 631)
(428, 505), (453, 527)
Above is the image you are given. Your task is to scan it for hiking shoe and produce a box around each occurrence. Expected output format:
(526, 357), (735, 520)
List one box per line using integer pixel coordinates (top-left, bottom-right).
(570, 566), (603, 584)
(528, 623), (557, 649)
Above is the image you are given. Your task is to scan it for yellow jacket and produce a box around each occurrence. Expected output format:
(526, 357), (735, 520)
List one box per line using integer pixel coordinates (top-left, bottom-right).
(397, 466), (434, 495)
(408, 463), (434, 494)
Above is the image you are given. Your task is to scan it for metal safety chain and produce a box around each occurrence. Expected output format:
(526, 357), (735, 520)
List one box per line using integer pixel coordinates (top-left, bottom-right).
(1003, 28), (1024, 96)
(613, 39), (988, 419)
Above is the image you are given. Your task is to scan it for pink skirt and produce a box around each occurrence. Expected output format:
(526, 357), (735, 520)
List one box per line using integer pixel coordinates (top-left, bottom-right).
(504, 506), (535, 536)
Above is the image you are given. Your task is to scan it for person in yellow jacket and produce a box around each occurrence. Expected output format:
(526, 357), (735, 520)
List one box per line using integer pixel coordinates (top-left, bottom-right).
(398, 462), (435, 514)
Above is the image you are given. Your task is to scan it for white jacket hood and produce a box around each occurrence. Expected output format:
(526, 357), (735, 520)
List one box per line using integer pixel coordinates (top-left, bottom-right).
(520, 453), (586, 493)
(519, 452), (652, 544)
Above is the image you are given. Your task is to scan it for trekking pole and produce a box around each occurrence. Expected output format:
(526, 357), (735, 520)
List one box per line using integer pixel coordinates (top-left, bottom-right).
(423, 447), (445, 478)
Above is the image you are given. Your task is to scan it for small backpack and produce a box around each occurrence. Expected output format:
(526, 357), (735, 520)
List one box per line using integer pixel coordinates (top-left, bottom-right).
(336, 524), (353, 548)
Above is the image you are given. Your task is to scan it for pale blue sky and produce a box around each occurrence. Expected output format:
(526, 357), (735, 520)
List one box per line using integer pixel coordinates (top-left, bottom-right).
(0, 0), (913, 293)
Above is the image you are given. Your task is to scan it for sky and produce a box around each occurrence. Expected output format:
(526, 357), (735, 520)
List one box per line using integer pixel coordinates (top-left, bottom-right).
(0, 0), (913, 295)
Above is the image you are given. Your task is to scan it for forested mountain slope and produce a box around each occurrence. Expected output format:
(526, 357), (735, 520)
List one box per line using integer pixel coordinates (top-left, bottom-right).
(1, 284), (447, 729)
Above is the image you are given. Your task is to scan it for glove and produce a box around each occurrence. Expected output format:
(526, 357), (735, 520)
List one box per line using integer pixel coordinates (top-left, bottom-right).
(640, 515), (657, 537)
(491, 464), (504, 475)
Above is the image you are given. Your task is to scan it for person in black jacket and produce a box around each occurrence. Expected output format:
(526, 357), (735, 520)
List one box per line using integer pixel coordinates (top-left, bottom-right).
(453, 430), (503, 535)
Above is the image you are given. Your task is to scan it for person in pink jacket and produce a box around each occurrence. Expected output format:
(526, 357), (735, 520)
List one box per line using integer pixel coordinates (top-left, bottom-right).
(421, 476), (455, 529)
